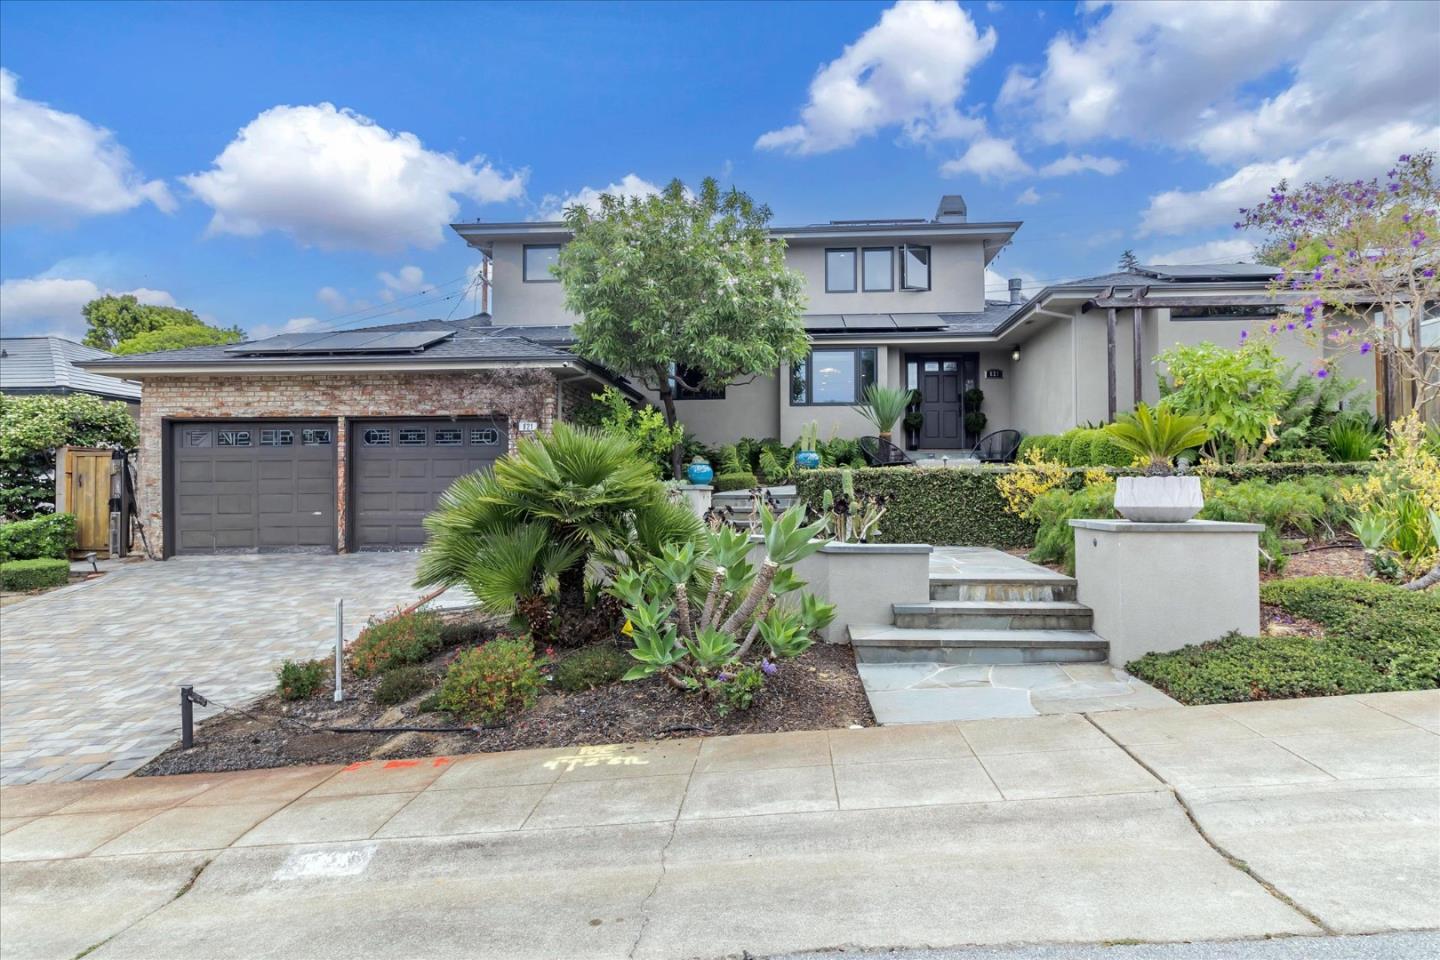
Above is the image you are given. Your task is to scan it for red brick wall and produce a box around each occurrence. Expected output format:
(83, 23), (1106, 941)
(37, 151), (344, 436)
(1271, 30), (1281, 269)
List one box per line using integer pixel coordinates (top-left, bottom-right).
(135, 369), (559, 555)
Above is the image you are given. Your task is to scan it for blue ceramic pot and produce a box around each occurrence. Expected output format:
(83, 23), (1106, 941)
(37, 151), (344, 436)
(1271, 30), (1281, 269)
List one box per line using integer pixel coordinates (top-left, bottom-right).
(686, 461), (714, 485)
(795, 450), (821, 470)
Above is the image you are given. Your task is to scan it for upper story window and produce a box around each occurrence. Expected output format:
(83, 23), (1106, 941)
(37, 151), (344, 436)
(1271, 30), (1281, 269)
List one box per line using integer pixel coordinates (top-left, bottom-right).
(1170, 304), (1282, 322)
(900, 245), (930, 291)
(523, 244), (561, 283)
(862, 247), (893, 292)
(825, 248), (857, 293)
(790, 348), (877, 405)
(674, 363), (725, 400)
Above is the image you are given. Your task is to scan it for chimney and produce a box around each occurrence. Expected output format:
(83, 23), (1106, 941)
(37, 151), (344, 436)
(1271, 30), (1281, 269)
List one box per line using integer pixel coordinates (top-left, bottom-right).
(1008, 277), (1024, 304)
(935, 194), (967, 223)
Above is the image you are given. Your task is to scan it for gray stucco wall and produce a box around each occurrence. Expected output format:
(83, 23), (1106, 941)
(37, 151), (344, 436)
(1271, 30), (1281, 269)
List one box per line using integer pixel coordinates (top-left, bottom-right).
(489, 241), (578, 326)
(785, 239), (987, 315)
(1009, 314), (1075, 435)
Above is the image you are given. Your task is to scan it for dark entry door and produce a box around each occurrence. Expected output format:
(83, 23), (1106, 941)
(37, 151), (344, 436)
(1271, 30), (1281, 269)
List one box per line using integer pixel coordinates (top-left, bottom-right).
(918, 360), (964, 448)
(171, 421), (337, 554)
(351, 418), (507, 550)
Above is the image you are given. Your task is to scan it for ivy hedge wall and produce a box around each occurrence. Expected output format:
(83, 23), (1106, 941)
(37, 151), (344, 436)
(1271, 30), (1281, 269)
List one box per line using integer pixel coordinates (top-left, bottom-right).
(793, 462), (1373, 548)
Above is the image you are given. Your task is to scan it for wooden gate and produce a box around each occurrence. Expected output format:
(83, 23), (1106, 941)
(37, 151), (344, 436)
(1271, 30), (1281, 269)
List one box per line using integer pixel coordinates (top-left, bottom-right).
(56, 447), (114, 557)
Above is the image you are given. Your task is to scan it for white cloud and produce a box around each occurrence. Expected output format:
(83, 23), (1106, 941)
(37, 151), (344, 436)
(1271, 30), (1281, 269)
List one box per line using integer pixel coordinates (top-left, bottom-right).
(0, 276), (176, 339)
(755, 0), (996, 155)
(940, 136), (1032, 181)
(1139, 120), (1439, 235)
(1143, 238), (1258, 265)
(536, 173), (664, 220)
(248, 316), (325, 340)
(182, 103), (525, 253)
(1015, 187), (1043, 206)
(1037, 153), (1122, 177)
(316, 286), (348, 311)
(0, 68), (174, 226)
(378, 265), (427, 300)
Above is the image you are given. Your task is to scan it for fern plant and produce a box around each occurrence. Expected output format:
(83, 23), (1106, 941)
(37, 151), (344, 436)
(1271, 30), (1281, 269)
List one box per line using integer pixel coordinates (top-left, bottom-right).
(1104, 403), (1210, 475)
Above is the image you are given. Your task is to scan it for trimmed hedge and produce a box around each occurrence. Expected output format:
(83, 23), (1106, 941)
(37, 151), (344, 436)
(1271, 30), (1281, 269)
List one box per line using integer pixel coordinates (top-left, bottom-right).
(0, 557), (69, 592)
(0, 513), (76, 562)
(1127, 577), (1439, 704)
(795, 467), (1041, 548)
(713, 472), (759, 493)
(1197, 462), (1372, 482)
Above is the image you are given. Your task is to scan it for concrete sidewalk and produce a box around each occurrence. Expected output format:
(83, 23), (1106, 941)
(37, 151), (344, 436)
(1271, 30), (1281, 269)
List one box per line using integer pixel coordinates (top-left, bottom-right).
(1, 691), (1436, 960)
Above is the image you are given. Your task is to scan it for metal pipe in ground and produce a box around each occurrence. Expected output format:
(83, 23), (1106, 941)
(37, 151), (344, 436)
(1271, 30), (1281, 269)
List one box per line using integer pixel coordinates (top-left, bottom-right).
(334, 598), (344, 702)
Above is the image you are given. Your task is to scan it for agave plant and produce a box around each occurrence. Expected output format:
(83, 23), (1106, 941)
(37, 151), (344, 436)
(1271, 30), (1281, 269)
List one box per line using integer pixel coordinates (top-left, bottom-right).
(610, 503), (835, 693)
(417, 424), (700, 646)
(1104, 403), (1210, 475)
(852, 384), (912, 440)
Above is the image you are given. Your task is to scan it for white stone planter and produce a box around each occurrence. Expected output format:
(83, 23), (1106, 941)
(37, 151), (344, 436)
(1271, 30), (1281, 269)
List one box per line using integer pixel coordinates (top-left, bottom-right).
(1113, 475), (1203, 523)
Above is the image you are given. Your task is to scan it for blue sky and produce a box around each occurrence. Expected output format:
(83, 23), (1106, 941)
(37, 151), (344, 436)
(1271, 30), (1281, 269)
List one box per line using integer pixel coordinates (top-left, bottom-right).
(2, 0), (1437, 340)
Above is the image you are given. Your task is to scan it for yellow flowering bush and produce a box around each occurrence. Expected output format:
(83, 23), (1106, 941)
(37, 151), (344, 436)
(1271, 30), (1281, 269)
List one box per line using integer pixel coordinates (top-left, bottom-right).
(1341, 413), (1440, 577)
(995, 449), (1070, 517)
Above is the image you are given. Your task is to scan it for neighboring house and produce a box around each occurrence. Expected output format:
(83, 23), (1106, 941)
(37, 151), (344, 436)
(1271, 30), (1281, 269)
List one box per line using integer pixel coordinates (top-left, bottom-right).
(0, 336), (141, 410)
(82, 193), (1383, 558)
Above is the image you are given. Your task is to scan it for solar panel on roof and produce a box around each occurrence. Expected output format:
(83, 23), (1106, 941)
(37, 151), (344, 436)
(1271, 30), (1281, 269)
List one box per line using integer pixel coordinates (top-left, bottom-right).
(841, 315), (897, 330)
(226, 329), (453, 356)
(803, 315), (846, 331)
(225, 333), (330, 354)
(891, 314), (946, 330)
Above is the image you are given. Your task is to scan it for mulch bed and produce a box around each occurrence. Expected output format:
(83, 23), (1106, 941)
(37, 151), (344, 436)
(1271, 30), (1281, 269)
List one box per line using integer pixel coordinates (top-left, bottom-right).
(137, 634), (873, 777)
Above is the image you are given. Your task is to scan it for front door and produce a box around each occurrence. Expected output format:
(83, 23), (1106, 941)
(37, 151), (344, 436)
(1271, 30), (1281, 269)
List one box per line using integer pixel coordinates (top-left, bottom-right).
(918, 359), (964, 448)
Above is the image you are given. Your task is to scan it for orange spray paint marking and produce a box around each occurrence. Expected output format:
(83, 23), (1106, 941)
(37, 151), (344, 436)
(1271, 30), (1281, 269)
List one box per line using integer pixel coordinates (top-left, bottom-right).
(382, 759), (421, 769)
(432, 756), (454, 768)
(343, 761), (373, 773)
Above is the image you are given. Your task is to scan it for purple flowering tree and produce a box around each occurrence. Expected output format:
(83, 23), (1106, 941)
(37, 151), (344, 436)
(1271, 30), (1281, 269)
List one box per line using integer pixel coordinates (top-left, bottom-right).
(1237, 151), (1439, 412)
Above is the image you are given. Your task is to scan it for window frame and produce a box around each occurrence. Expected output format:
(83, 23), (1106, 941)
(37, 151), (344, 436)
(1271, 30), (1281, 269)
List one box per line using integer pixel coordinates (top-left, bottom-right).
(824, 247), (858, 294)
(862, 246), (894, 292)
(900, 244), (931, 291)
(522, 244), (561, 283)
(789, 347), (878, 406)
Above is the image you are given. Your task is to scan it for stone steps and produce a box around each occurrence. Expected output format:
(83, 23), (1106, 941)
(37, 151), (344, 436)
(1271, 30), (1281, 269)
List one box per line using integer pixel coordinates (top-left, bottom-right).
(847, 624), (1108, 664)
(929, 577), (1076, 602)
(892, 599), (1094, 631)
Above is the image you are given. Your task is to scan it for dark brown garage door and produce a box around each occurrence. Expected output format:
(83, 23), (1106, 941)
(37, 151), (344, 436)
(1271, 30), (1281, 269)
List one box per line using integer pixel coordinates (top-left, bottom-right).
(171, 421), (337, 554)
(351, 418), (506, 550)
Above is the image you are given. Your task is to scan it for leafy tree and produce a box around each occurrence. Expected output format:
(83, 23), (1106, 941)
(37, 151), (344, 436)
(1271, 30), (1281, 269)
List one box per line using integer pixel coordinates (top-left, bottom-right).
(1156, 340), (1289, 463)
(0, 393), (138, 518)
(590, 387), (685, 478)
(553, 178), (809, 478)
(1117, 249), (1141, 272)
(81, 294), (243, 352)
(1238, 151), (1440, 412)
(112, 324), (243, 355)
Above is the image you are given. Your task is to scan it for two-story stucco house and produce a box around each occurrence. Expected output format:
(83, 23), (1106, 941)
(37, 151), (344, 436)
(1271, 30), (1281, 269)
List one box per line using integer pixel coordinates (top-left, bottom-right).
(84, 194), (1381, 557)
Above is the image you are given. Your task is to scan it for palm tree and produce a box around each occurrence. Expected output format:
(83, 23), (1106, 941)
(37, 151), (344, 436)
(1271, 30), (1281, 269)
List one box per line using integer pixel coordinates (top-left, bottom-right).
(417, 424), (700, 645)
(853, 385), (913, 441)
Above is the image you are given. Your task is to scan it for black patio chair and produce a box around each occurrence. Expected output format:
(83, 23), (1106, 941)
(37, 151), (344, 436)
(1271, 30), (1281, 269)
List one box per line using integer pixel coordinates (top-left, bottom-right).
(972, 429), (1022, 463)
(858, 436), (915, 468)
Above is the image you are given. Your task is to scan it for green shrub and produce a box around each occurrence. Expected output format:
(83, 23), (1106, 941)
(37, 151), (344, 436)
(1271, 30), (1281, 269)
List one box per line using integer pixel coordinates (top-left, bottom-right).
(796, 467), (1045, 548)
(1128, 577), (1439, 704)
(0, 557), (69, 591)
(1200, 462), (1371, 482)
(438, 618), (489, 648)
(1087, 433), (1133, 468)
(350, 610), (445, 678)
(0, 513), (76, 562)
(1028, 483), (1117, 572)
(438, 636), (544, 724)
(374, 665), (436, 706)
(416, 692), (444, 714)
(0, 393), (138, 519)
(713, 471), (759, 493)
(554, 644), (631, 692)
(276, 659), (326, 700)
(1016, 435), (1048, 460)
(1065, 429), (1096, 466)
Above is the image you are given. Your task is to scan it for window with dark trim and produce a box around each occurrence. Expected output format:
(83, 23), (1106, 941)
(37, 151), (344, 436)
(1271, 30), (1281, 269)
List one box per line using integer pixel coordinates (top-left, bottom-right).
(790, 348), (877, 405)
(217, 430), (251, 447)
(825, 248), (857, 293)
(674, 363), (725, 400)
(434, 428), (463, 446)
(900, 244), (931, 291)
(862, 247), (893, 291)
(523, 244), (561, 283)
(301, 429), (332, 446)
(1170, 304), (1282, 321)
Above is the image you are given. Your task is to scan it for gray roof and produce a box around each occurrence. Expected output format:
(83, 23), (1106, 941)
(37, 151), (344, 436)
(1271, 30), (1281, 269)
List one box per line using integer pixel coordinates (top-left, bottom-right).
(0, 337), (141, 401)
(805, 301), (1019, 339)
(82, 315), (580, 369)
(1065, 264), (1280, 287)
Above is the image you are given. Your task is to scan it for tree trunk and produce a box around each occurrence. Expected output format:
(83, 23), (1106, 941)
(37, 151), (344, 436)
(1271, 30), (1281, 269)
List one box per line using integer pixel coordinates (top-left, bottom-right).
(658, 382), (684, 481)
(1401, 563), (1440, 591)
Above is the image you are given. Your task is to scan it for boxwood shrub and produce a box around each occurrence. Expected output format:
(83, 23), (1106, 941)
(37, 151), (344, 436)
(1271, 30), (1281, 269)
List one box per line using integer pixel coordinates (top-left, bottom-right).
(0, 513), (76, 562)
(713, 471), (759, 493)
(0, 557), (69, 592)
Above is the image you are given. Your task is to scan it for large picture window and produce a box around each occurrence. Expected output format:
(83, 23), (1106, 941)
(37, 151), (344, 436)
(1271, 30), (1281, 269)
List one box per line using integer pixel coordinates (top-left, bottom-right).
(825, 248), (857, 293)
(523, 244), (561, 282)
(900, 244), (931, 291)
(790, 348), (877, 405)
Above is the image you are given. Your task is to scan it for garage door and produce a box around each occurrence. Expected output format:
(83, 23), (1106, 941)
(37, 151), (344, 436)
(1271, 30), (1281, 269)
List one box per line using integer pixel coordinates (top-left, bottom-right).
(351, 418), (506, 550)
(172, 421), (337, 554)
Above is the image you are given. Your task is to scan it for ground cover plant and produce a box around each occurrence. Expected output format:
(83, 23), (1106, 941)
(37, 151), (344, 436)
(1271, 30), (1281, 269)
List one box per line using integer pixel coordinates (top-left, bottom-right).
(1127, 577), (1440, 704)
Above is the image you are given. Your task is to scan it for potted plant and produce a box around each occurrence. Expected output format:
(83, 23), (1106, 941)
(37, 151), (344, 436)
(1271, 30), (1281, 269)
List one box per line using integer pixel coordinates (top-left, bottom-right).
(685, 454), (714, 486)
(1103, 403), (1210, 522)
(794, 421), (821, 470)
(903, 409), (925, 450)
(852, 385), (912, 443)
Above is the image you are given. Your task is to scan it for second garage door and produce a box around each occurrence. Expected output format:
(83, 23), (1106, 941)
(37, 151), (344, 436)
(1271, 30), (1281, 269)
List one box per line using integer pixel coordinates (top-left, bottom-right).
(351, 418), (507, 550)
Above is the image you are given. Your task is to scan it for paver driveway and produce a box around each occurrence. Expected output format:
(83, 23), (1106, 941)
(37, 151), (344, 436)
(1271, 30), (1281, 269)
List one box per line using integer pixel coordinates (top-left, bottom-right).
(0, 554), (434, 786)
